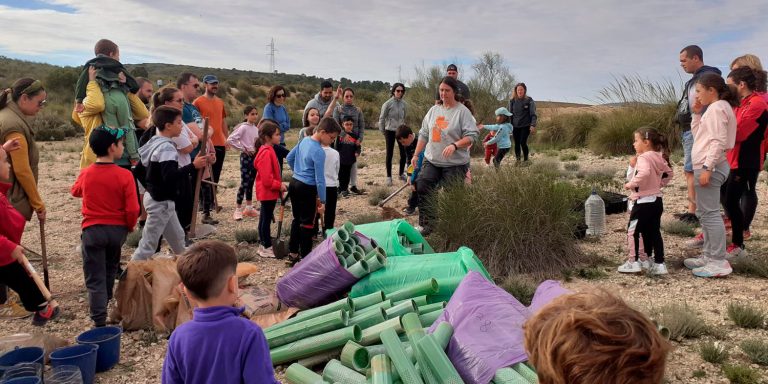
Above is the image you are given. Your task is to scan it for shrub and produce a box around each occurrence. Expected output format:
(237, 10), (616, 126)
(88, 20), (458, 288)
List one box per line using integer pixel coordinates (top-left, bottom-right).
(563, 162), (580, 172)
(537, 112), (599, 148)
(35, 112), (79, 141)
(699, 341), (729, 364)
(499, 277), (537, 306)
(368, 187), (391, 206)
(125, 228), (142, 248)
(662, 220), (696, 237)
(432, 166), (591, 278)
(236, 247), (258, 262)
(740, 339), (768, 366)
(588, 108), (654, 156)
(576, 167), (622, 192)
(722, 364), (761, 384)
(559, 153), (578, 161)
(527, 158), (562, 179)
(234, 229), (259, 243)
(350, 213), (380, 225)
(234, 90), (250, 103)
(731, 252), (768, 278)
(727, 302), (766, 329)
(650, 303), (708, 341)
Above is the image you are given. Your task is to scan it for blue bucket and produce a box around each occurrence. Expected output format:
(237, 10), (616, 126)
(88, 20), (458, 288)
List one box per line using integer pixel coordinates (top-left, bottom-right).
(2, 377), (41, 384)
(50, 344), (98, 384)
(0, 347), (44, 377)
(76, 326), (122, 372)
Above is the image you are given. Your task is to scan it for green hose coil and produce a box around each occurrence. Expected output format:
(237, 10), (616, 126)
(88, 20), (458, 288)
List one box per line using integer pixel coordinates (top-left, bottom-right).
(385, 299), (417, 319)
(340, 341), (370, 372)
(270, 325), (362, 365)
(323, 358), (367, 384)
(381, 328), (424, 384)
(415, 334), (464, 384)
(285, 363), (328, 384)
(350, 291), (385, 310)
(492, 367), (529, 384)
(387, 279), (439, 302)
(370, 354), (394, 384)
(265, 309), (349, 348)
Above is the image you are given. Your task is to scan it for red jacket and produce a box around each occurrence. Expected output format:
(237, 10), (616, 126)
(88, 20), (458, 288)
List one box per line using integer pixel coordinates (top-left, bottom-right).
(729, 93), (768, 170)
(0, 182), (26, 267)
(71, 163), (140, 230)
(254, 145), (282, 201)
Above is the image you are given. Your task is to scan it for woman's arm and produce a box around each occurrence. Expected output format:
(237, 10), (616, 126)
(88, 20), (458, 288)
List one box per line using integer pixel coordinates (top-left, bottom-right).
(379, 98), (391, 132)
(5, 134), (44, 214)
(529, 98), (538, 127)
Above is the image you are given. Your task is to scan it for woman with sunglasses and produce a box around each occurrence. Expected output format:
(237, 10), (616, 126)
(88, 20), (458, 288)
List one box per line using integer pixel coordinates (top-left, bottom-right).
(262, 85), (291, 169)
(379, 83), (408, 186)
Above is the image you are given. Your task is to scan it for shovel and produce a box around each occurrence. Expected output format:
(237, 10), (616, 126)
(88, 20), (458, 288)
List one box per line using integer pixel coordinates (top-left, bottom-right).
(273, 193), (290, 260)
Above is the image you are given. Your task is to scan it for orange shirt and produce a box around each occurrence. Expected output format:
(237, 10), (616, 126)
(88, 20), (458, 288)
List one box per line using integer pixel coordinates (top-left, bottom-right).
(193, 96), (227, 146)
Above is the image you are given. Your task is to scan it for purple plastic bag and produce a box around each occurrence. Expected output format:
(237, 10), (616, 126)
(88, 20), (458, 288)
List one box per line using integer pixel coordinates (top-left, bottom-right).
(276, 237), (358, 309)
(428, 271), (570, 384)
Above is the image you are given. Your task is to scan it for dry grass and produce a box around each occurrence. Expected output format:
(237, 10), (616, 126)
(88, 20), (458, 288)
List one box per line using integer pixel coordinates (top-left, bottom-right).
(727, 302), (766, 329)
(651, 303), (709, 341)
(700, 341), (729, 364)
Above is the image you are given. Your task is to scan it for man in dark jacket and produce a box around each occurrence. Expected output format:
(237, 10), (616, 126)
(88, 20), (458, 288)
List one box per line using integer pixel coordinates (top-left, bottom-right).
(676, 45), (721, 227)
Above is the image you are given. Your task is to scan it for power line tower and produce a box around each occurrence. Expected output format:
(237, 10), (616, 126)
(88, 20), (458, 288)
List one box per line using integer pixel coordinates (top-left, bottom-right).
(266, 38), (278, 73)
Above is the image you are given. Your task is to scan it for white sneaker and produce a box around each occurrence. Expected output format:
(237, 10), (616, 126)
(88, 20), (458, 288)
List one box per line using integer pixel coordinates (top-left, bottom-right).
(692, 259), (732, 278)
(639, 259), (651, 270)
(618, 261), (641, 273)
(258, 245), (276, 258)
(650, 263), (668, 275)
(386, 177), (393, 187)
(684, 255), (709, 270)
(233, 207), (243, 221)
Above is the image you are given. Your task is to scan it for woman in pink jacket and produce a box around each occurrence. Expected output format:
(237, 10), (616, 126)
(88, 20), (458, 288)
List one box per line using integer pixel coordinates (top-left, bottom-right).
(620, 127), (673, 275)
(683, 73), (739, 278)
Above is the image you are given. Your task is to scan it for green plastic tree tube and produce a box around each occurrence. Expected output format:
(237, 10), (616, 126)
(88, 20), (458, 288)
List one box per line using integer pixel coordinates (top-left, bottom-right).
(323, 358), (367, 384)
(401, 313), (441, 384)
(337, 254), (348, 268)
(370, 354), (394, 384)
(285, 363), (328, 384)
(265, 310), (349, 348)
(360, 316), (403, 345)
(343, 242), (354, 256)
(387, 279), (439, 302)
(292, 297), (355, 322)
(431, 321), (453, 349)
(351, 291), (385, 310)
(416, 334), (464, 384)
(340, 341), (370, 372)
(347, 259), (370, 278)
(270, 325), (362, 365)
(333, 228), (350, 243)
(349, 307), (386, 329)
(393, 296), (428, 307)
(418, 309), (444, 328)
(492, 367), (529, 384)
(385, 300), (417, 319)
(365, 252), (387, 274)
(333, 238), (346, 254)
(346, 254), (357, 266)
(512, 363), (538, 383)
(381, 328), (424, 384)
(349, 232), (361, 246)
(343, 221), (356, 234)
(417, 302), (446, 315)
(353, 299), (392, 317)
(297, 348), (342, 368)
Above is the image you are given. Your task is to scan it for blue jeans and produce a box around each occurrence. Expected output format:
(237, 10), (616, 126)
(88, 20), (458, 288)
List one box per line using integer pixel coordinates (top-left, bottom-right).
(681, 130), (694, 173)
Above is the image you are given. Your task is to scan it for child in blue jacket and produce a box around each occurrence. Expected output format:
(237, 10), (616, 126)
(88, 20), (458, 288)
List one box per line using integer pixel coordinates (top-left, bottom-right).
(478, 107), (514, 168)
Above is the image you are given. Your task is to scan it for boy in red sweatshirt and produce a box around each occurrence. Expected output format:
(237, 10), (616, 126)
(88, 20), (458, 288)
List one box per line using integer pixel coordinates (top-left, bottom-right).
(71, 127), (140, 327)
(0, 144), (59, 325)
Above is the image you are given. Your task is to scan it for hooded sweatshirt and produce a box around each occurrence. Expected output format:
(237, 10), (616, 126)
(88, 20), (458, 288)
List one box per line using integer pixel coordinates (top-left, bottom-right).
(691, 100), (737, 170)
(333, 104), (365, 142)
(304, 93), (333, 121)
(728, 92), (768, 170)
(379, 97), (406, 132)
(140, 135), (197, 202)
(626, 151), (673, 201)
(0, 182), (25, 267)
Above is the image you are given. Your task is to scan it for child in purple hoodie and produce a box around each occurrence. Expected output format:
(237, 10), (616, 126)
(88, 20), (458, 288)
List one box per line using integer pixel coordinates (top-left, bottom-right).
(162, 241), (278, 384)
(620, 127), (673, 276)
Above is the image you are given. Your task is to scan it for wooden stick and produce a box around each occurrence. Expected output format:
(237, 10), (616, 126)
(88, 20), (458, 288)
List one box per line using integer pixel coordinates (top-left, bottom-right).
(39, 222), (50, 290)
(189, 117), (210, 238)
(202, 179), (220, 187)
(19, 254), (52, 302)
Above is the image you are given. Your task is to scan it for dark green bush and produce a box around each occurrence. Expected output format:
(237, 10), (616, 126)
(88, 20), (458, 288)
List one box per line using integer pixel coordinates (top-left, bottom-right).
(740, 339), (768, 366)
(35, 112), (79, 141)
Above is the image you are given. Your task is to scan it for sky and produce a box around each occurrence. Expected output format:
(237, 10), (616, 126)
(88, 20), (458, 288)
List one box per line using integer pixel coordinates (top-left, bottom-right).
(1, 0), (768, 103)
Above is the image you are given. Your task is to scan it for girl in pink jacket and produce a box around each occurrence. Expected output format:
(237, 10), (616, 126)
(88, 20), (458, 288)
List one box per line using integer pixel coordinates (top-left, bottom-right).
(619, 127), (673, 275)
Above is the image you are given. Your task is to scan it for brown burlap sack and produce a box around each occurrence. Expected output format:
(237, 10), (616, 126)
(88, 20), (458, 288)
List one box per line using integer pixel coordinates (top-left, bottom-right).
(110, 261), (153, 331)
(151, 258), (181, 332)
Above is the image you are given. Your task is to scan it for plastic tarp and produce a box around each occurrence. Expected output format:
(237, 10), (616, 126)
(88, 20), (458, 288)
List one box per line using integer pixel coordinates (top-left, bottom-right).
(276, 237), (358, 309)
(427, 272), (570, 384)
(344, 219), (434, 256)
(349, 247), (491, 303)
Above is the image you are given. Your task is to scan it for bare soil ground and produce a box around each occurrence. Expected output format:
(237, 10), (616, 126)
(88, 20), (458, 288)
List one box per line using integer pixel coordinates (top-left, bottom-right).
(2, 130), (767, 383)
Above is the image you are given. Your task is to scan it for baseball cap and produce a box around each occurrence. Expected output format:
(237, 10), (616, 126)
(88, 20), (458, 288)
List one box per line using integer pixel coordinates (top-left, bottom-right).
(202, 75), (219, 84)
(494, 107), (513, 117)
(446, 64), (458, 72)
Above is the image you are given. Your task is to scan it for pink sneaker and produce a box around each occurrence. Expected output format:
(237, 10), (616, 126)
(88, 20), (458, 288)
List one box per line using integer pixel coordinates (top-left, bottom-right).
(685, 233), (704, 249)
(243, 207), (259, 218)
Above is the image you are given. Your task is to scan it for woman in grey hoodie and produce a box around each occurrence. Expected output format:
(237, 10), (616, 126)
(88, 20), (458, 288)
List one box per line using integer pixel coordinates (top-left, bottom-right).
(379, 83), (407, 185)
(333, 88), (365, 194)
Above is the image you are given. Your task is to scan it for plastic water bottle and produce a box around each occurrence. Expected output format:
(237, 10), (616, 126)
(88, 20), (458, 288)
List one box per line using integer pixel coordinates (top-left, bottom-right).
(585, 189), (606, 236)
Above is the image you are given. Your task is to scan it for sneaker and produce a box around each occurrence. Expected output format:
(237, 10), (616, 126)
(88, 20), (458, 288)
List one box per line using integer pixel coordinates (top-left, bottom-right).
(340, 190), (350, 198)
(233, 207), (243, 221)
(0, 302), (32, 320)
(743, 230), (752, 241)
(350, 186), (364, 195)
(403, 206), (416, 215)
(725, 244), (747, 260)
(650, 263), (669, 275)
(692, 259), (732, 278)
(258, 245), (276, 258)
(684, 255), (709, 270)
(617, 261), (642, 273)
(31, 305), (60, 326)
(639, 259), (651, 270)
(243, 207), (259, 218)
(386, 177), (393, 187)
(399, 173), (407, 182)
(202, 214), (219, 225)
(685, 233), (704, 249)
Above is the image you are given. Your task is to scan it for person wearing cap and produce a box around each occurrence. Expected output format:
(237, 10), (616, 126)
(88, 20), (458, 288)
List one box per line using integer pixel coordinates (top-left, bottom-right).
(193, 75), (227, 224)
(508, 82), (537, 162)
(434, 64), (471, 105)
(477, 107), (513, 168)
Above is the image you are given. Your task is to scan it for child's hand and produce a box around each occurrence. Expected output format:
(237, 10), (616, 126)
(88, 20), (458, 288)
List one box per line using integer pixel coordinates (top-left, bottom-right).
(207, 153), (216, 163)
(192, 155), (208, 169)
(335, 86), (343, 99)
(317, 203), (325, 215)
(624, 182), (633, 190)
(118, 72), (127, 84)
(280, 184), (287, 193)
(2, 138), (21, 152)
(477, 124), (484, 130)
(629, 156), (637, 167)
(88, 65), (97, 81)
(699, 170), (711, 186)
(693, 99), (703, 114)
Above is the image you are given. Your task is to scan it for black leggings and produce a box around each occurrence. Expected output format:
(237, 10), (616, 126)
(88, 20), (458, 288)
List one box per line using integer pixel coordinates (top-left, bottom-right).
(258, 200), (277, 248)
(493, 148), (510, 168)
(512, 126), (531, 161)
(288, 178), (318, 257)
(0, 262), (47, 312)
(384, 130), (406, 177)
(629, 198), (664, 263)
(416, 161), (469, 229)
(721, 168), (759, 246)
(237, 153), (256, 204)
